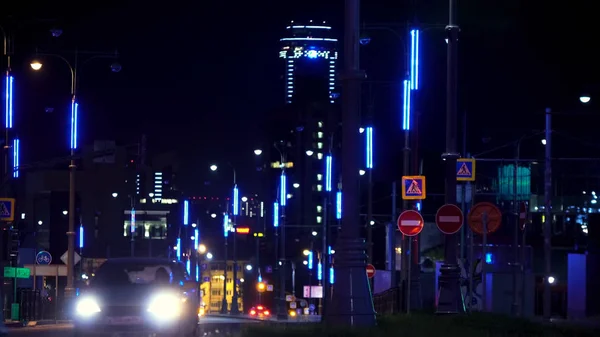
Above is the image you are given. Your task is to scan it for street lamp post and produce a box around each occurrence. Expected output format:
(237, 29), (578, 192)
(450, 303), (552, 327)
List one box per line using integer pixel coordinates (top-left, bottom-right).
(30, 49), (120, 300)
(436, 0), (464, 314)
(210, 164), (239, 314)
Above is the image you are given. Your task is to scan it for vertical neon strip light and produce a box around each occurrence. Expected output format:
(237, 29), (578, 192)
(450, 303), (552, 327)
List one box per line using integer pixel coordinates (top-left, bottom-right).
(273, 202), (279, 227)
(317, 262), (323, 281)
(366, 127), (373, 169)
(70, 102), (79, 149)
(130, 210), (136, 234)
(325, 155), (332, 191)
(5, 76), (13, 129)
(308, 251), (313, 270)
(194, 228), (199, 250)
(233, 186), (239, 215)
(280, 172), (287, 206)
(79, 225), (84, 248)
(13, 138), (19, 178)
(403, 80), (411, 130)
(183, 200), (189, 225)
(223, 213), (229, 238)
(410, 29), (420, 90)
(186, 260), (191, 274)
(260, 201), (264, 217)
(176, 238), (181, 260)
(336, 191), (342, 219)
(329, 267), (335, 284)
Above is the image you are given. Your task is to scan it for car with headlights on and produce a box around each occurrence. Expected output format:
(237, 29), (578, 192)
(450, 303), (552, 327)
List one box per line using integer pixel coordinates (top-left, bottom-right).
(73, 258), (200, 337)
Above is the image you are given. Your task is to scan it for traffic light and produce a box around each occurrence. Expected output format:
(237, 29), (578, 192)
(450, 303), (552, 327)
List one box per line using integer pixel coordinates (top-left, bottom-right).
(9, 226), (19, 266)
(256, 282), (266, 292)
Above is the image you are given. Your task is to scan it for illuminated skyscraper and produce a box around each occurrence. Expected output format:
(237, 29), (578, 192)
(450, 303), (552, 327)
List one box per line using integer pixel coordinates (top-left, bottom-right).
(273, 21), (340, 264)
(279, 21), (338, 105)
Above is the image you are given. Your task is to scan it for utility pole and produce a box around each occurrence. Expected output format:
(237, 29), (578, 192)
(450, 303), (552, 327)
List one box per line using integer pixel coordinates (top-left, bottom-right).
(327, 0), (376, 326)
(543, 108), (552, 320)
(436, 0), (464, 314)
(512, 140), (521, 316)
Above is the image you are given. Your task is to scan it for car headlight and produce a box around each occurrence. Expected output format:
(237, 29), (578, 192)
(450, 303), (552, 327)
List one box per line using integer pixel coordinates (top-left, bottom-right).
(147, 293), (182, 320)
(75, 297), (101, 317)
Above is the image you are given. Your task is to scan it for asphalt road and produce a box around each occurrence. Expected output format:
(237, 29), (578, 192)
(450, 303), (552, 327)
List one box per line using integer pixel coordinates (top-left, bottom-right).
(4, 315), (321, 336)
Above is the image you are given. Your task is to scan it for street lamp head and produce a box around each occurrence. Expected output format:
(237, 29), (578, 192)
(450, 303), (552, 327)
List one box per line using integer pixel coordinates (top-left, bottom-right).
(303, 249), (310, 256)
(210, 213), (217, 218)
(30, 60), (43, 71)
(198, 244), (207, 254)
(359, 169), (366, 176)
(541, 139), (547, 146)
(254, 149), (263, 156)
(110, 62), (122, 73)
(206, 252), (213, 259)
(580, 95), (591, 104)
(305, 150), (314, 156)
(241, 196), (248, 202)
(111, 192), (118, 198)
(209, 164), (218, 171)
(293, 183), (300, 189)
(359, 33), (371, 45)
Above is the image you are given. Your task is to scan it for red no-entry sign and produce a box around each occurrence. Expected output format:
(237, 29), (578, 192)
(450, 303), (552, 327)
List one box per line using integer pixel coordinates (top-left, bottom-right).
(397, 210), (424, 236)
(366, 264), (376, 279)
(436, 204), (464, 235)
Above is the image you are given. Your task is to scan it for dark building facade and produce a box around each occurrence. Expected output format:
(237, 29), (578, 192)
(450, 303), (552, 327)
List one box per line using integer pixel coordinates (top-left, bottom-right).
(20, 140), (180, 264)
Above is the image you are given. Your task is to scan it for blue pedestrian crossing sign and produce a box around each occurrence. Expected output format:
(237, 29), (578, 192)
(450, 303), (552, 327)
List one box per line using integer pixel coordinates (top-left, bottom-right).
(456, 159), (476, 181)
(0, 198), (15, 222)
(401, 176), (426, 200)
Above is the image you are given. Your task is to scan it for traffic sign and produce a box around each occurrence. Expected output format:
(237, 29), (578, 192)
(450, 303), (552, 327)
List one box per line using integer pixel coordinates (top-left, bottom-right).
(401, 176), (426, 200)
(456, 159), (476, 181)
(436, 204), (464, 235)
(3, 267), (30, 279)
(397, 210), (424, 236)
(366, 264), (376, 278)
(467, 202), (502, 235)
(0, 198), (15, 222)
(60, 251), (81, 266)
(36, 251), (52, 265)
(519, 202), (528, 230)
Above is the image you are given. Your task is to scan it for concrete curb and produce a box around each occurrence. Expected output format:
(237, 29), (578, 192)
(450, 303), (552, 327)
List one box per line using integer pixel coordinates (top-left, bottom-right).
(4, 320), (71, 328)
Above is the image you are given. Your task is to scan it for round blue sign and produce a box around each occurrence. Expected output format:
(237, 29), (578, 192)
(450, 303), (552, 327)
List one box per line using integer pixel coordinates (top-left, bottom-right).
(36, 251), (52, 265)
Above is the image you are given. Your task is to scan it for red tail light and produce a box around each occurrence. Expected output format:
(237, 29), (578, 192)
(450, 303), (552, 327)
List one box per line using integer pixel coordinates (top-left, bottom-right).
(257, 306), (263, 310)
(250, 310), (256, 315)
(263, 310), (270, 316)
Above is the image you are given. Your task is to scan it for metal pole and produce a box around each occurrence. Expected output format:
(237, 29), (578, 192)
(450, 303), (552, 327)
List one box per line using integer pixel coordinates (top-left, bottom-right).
(512, 142), (520, 315)
(277, 203), (287, 320)
(401, 130), (410, 296)
(543, 108), (552, 320)
(367, 169), (373, 264)
(322, 196), (328, 315)
(389, 182), (397, 288)
(274, 224), (280, 317)
(436, 0), (463, 314)
(521, 222), (527, 316)
(482, 212), (488, 312)
(231, 210), (240, 314)
(460, 114), (467, 260)
(220, 224), (229, 313)
(327, 0), (375, 326)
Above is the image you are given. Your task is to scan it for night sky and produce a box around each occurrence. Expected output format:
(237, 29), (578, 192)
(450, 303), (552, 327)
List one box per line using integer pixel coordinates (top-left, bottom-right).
(3, 0), (599, 195)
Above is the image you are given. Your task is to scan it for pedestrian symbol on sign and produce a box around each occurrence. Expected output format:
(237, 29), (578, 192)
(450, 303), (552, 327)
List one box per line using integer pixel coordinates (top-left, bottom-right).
(457, 163), (471, 176)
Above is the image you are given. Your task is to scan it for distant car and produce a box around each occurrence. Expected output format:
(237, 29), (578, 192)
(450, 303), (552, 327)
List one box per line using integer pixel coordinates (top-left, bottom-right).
(249, 305), (270, 317)
(73, 258), (200, 337)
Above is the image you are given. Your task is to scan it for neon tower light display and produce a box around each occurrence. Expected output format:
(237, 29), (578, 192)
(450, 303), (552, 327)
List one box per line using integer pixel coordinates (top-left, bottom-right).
(279, 22), (338, 105)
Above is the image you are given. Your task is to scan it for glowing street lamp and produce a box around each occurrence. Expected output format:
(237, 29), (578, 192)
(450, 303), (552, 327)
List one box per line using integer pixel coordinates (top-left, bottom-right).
(254, 149), (263, 156)
(580, 95), (591, 104)
(30, 60), (43, 70)
(210, 164), (218, 171)
(198, 244), (207, 254)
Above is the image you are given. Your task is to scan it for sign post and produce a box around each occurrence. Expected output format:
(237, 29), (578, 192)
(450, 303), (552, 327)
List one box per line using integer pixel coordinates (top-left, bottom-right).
(435, 204), (464, 235)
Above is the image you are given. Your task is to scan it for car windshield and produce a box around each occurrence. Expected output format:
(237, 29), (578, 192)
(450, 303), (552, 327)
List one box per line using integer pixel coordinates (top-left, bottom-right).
(92, 261), (176, 287)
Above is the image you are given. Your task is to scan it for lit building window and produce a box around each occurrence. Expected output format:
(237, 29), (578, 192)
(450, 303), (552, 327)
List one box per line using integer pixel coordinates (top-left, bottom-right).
(317, 184), (323, 192)
(318, 121), (323, 128)
(317, 174), (323, 181)
(317, 132), (324, 139)
(317, 205), (322, 213)
(317, 153), (323, 160)
(316, 216), (322, 223)
(317, 142), (323, 149)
